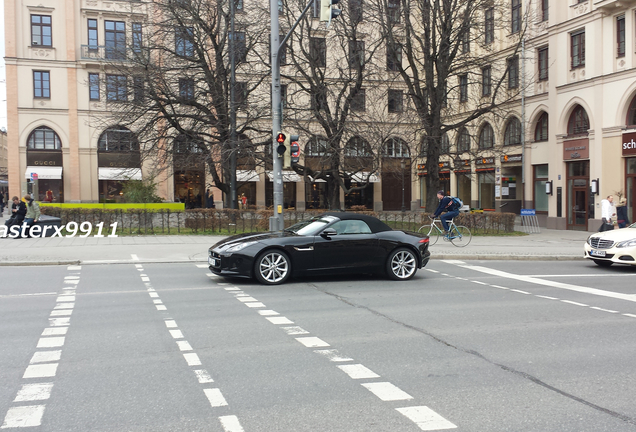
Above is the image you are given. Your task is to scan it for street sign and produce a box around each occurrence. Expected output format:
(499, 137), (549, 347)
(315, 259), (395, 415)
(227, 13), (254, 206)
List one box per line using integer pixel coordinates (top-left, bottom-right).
(31, 173), (39, 181)
(520, 209), (536, 216)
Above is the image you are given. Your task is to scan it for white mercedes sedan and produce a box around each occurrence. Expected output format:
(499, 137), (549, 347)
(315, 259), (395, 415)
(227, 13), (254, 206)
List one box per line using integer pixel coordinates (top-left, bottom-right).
(584, 223), (636, 267)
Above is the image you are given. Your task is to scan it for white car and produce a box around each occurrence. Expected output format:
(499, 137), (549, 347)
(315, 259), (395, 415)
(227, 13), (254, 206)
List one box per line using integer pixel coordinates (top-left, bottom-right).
(584, 223), (636, 267)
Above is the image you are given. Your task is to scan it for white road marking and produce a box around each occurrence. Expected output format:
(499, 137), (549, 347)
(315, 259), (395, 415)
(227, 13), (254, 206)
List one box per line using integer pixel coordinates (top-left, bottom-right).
(30, 351), (61, 364)
(177, 341), (193, 351)
(314, 349), (354, 362)
(1, 405), (46, 428)
(219, 415), (244, 432)
(296, 337), (330, 348)
(165, 320), (178, 328)
(490, 285), (509, 290)
(156, 305), (167, 311)
(53, 303), (74, 310)
(50, 310), (73, 317)
(257, 310), (279, 316)
(561, 300), (588, 307)
(153, 300), (163, 304)
(529, 273), (636, 278)
(183, 353), (202, 366)
(281, 326), (309, 335)
(56, 296), (75, 302)
(135, 264), (143, 268)
(64, 276), (80, 280)
(337, 364), (380, 379)
(23, 364), (58, 379)
(224, 287), (240, 291)
(472, 281), (487, 285)
(149, 292), (159, 298)
(204, 388), (228, 407)
(196, 264), (209, 268)
(396, 406), (457, 431)
(235, 293), (249, 297)
(67, 265), (82, 270)
(169, 330), (184, 339)
(426, 269), (440, 273)
(590, 307), (619, 313)
(536, 295), (559, 300)
(266, 317), (294, 325)
(37, 337), (65, 348)
(48, 318), (70, 327)
(244, 302), (266, 308)
(131, 254), (139, 261)
(14, 383), (54, 402)
(237, 297), (258, 302)
(194, 369), (214, 384)
(361, 382), (413, 401)
(623, 313), (636, 318)
(141, 277), (150, 282)
(0, 292), (57, 299)
(63, 280), (79, 285)
(42, 328), (67, 336)
(510, 289), (531, 295)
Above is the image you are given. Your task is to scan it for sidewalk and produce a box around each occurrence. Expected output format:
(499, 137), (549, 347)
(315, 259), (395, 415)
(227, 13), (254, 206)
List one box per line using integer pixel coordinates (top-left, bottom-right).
(0, 210), (593, 266)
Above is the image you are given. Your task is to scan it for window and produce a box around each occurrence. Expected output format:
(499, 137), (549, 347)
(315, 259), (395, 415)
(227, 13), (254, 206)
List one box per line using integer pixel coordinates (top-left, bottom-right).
(349, 40), (365, 69)
(28, 127), (61, 150)
(310, 37), (326, 67)
(567, 105), (589, 136)
(89, 73), (100, 101)
(534, 112), (548, 142)
(457, 127), (470, 152)
(511, 0), (521, 34)
(311, 88), (328, 111)
(133, 77), (144, 103)
(31, 15), (52, 47)
(459, 74), (468, 102)
(479, 123), (494, 149)
(307, 136), (328, 156)
(106, 74), (127, 102)
(617, 15), (625, 58)
(383, 137), (409, 158)
(33, 71), (50, 99)
(386, 42), (402, 71)
(388, 89), (403, 113)
(507, 56), (519, 89)
(132, 23), (143, 54)
(388, 0), (400, 23)
(351, 88), (366, 112)
(229, 31), (247, 63)
(179, 78), (195, 101)
(538, 47), (548, 81)
(440, 134), (450, 154)
(345, 137), (372, 157)
(482, 66), (491, 97)
(312, 0), (321, 18)
(173, 134), (203, 154)
(571, 29), (585, 69)
(504, 117), (521, 146)
(350, 0), (363, 23)
(485, 7), (494, 44)
(105, 20), (126, 60)
(236, 82), (248, 108)
(541, 0), (548, 22)
(235, 0), (243, 12)
(98, 127), (139, 152)
(534, 164), (548, 212)
(461, 28), (470, 53)
(88, 19), (98, 49)
(176, 27), (194, 58)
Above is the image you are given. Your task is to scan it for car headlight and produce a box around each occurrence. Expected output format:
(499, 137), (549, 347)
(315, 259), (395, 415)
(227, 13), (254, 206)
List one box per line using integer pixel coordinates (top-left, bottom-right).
(616, 238), (636, 248)
(586, 236), (594, 246)
(225, 241), (258, 253)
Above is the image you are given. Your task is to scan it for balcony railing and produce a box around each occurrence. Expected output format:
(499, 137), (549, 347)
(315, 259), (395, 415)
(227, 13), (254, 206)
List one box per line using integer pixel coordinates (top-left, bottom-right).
(80, 45), (148, 62)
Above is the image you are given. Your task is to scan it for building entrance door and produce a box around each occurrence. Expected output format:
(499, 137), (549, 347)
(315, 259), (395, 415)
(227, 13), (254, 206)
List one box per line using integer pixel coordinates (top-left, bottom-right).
(567, 161), (590, 231)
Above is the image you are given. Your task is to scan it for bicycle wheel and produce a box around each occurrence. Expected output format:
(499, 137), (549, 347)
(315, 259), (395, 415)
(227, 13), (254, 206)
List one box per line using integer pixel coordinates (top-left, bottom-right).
(417, 224), (440, 246)
(449, 225), (472, 247)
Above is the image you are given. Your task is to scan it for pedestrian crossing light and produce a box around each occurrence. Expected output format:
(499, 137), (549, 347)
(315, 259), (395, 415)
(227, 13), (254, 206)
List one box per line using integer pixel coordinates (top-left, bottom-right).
(320, 0), (341, 28)
(276, 132), (286, 156)
(290, 139), (300, 165)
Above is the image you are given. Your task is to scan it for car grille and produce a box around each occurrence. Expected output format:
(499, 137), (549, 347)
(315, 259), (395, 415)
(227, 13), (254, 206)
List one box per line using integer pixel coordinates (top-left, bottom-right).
(590, 238), (615, 249)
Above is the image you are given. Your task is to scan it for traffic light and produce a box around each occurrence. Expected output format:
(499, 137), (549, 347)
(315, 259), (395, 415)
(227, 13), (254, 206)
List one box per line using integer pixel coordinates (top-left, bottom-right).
(284, 134), (299, 168)
(276, 132), (286, 156)
(320, 0), (341, 27)
(290, 139), (300, 165)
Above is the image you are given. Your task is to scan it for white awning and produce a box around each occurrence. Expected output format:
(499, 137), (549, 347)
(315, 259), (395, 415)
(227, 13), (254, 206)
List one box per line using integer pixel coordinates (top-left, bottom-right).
(236, 170), (260, 182)
(349, 172), (380, 183)
(98, 167), (142, 181)
(25, 166), (63, 180)
(267, 171), (301, 182)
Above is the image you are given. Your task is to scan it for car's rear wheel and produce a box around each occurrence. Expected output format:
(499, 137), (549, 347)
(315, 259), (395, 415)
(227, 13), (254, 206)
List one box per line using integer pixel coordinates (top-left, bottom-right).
(593, 259), (613, 267)
(254, 250), (291, 285)
(387, 248), (418, 281)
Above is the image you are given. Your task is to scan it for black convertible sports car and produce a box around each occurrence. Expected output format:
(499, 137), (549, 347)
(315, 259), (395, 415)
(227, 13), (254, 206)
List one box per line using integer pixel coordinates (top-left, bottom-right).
(208, 212), (431, 285)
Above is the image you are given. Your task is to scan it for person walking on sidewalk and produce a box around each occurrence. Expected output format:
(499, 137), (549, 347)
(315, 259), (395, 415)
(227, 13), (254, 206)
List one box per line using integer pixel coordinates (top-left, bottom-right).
(431, 190), (460, 238)
(616, 197), (631, 228)
(0, 191), (5, 215)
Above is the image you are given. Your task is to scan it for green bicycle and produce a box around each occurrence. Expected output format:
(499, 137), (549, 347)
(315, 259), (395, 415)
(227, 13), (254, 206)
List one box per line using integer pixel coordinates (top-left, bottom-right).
(417, 216), (472, 247)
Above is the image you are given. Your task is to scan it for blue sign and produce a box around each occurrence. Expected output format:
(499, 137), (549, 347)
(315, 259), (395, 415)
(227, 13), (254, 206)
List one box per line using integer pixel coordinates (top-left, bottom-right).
(520, 209), (536, 216)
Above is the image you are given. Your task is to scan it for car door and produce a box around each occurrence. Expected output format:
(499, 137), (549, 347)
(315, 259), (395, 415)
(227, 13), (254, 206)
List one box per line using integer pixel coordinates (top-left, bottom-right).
(312, 220), (380, 271)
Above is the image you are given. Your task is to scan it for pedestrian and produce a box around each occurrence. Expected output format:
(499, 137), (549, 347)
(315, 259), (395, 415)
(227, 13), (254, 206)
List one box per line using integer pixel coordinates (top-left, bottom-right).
(616, 197), (631, 228)
(431, 190), (461, 238)
(241, 193), (247, 209)
(21, 194), (41, 238)
(206, 189), (215, 208)
(0, 191), (5, 215)
(3, 196), (26, 236)
(600, 195), (615, 231)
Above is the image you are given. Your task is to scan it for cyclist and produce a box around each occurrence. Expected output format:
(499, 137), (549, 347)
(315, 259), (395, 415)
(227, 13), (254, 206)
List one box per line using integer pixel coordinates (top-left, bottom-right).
(431, 190), (460, 238)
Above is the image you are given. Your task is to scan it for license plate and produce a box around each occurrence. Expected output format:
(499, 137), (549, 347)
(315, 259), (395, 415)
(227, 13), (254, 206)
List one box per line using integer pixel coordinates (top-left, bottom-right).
(208, 257), (219, 266)
(590, 250), (606, 257)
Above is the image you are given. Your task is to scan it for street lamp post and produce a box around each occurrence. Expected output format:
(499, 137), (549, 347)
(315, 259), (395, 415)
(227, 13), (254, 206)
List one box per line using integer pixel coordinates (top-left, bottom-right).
(400, 159), (405, 212)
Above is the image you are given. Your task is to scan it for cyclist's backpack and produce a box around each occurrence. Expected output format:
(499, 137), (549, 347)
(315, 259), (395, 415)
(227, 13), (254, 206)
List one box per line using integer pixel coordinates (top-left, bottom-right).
(450, 196), (463, 211)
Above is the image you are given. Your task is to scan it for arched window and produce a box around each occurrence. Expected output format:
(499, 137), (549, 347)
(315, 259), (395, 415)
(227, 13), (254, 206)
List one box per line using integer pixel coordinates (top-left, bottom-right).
(27, 126), (61, 150)
(173, 134), (204, 153)
(98, 126), (139, 152)
(534, 112), (548, 142)
(383, 137), (409, 158)
(478, 123), (494, 149)
(457, 127), (471, 152)
(504, 117), (522, 146)
(627, 96), (636, 126)
(345, 136), (372, 157)
(306, 136), (328, 156)
(440, 133), (450, 154)
(567, 105), (589, 136)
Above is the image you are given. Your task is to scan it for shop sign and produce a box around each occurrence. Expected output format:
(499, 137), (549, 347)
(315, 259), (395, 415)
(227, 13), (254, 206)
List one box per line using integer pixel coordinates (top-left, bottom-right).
(475, 157), (494, 165)
(98, 152), (141, 168)
(27, 151), (63, 166)
(563, 138), (589, 160)
(622, 132), (636, 156)
(438, 161), (450, 169)
(500, 154), (522, 163)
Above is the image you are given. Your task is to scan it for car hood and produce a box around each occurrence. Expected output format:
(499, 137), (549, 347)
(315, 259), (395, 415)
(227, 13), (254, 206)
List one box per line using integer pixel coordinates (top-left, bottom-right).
(209, 231), (294, 251)
(590, 227), (636, 241)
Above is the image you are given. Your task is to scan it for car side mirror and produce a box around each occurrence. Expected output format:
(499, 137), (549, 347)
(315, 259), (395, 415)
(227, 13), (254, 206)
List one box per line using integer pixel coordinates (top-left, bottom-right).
(321, 228), (337, 238)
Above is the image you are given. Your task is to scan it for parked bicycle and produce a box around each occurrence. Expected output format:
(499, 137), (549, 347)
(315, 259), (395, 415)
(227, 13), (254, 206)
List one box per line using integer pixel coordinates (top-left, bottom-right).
(417, 216), (472, 247)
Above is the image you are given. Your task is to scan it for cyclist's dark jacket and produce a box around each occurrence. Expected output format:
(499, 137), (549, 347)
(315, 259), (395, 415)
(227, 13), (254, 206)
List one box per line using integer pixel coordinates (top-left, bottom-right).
(432, 197), (455, 218)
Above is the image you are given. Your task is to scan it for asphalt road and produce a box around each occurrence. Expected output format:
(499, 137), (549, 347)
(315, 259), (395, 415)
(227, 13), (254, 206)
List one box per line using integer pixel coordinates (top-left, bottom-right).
(2, 259), (636, 431)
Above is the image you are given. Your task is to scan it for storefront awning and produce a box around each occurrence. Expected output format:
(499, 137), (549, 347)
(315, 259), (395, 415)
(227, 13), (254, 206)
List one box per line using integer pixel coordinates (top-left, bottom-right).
(236, 170), (260, 182)
(98, 167), (143, 181)
(267, 171), (301, 182)
(25, 166), (63, 180)
(349, 172), (380, 183)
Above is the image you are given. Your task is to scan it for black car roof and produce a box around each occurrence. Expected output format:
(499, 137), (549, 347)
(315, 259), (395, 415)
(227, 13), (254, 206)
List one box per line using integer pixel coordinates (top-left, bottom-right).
(322, 212), (393, 233)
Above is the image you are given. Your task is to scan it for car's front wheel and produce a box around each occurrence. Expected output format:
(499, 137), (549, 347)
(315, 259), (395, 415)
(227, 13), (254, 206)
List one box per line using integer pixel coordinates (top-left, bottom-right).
(387, 248), (418, 281)
(593, 259), (613, 267)
(254, 250), (291, 285)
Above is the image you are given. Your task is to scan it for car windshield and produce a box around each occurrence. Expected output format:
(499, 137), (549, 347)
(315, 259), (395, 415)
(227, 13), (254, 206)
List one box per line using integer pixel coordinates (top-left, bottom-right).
(285, 216), (338, 236)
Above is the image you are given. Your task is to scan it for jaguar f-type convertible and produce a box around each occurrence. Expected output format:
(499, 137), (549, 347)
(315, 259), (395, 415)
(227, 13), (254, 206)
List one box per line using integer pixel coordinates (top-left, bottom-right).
(208, 212), (431, 285)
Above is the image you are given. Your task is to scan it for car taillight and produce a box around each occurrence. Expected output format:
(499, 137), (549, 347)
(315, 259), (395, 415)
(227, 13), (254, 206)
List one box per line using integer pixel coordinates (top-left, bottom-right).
(419, 238), (429, 244)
